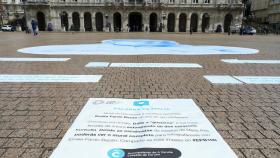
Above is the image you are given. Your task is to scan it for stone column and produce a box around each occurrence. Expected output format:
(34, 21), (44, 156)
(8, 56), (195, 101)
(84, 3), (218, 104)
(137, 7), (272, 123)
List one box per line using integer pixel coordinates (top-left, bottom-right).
(186, 15), (191, 31)
(175, 15), (179, 32)
(92, 13), (96, 32)
(161, 13), (167, 32)
(143, 12), (149, 32)
(104, 14), (108, 32)
(49, 9), (60, 31)
(122, 13), (129, 32)
(210, 15), (216, 32)
(197, 14), (202, 32)
(68, 12), (73, 29)
(26, 9), (33, 30)
(80, 13), (85, 32)
(108, 13), (113, 32)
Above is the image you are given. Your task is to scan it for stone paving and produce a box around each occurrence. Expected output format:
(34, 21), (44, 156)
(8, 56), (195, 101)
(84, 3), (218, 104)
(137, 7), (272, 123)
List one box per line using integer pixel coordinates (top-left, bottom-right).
(0, 32), (280, 158)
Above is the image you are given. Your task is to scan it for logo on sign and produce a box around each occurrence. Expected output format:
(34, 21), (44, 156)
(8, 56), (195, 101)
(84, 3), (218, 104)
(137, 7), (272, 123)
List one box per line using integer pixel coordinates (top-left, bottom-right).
(108, 148), (125, 158)
(133, 100), (149, 107)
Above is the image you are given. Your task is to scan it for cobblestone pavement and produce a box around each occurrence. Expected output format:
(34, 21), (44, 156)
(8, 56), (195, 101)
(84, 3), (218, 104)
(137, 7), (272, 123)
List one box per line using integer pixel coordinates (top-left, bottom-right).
(0, 32), (280, 158)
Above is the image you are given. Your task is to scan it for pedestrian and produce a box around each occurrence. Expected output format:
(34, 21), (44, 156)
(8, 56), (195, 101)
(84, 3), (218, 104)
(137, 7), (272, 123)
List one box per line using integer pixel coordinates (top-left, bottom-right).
(228, 26), (231, 35)
(190, 27), (193, 35)
(239, 26), (243, 36)
(70, 24), (74, 34)
(31, 20), (38, 36)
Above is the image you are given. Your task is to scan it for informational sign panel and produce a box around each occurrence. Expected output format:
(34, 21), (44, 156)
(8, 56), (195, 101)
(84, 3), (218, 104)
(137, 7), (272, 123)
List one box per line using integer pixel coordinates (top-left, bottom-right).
(204, 75), (280, 85)
(204, 75), (242, 84)
(85, 62), (110, 67)
(0, 75), (102, 83)
(234, 76), (280, 84)
(50, 98), (237, 158)
(0, 58), (70, 62)
(222, 59), (280, 64)
(110, 63), (202, 68)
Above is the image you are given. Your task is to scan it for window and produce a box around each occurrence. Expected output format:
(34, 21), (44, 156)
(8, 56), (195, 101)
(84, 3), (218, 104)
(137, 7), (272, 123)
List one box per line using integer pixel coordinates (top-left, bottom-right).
(181, 0), (187, 3)
(193, 0), (198, 3)
(169, 0), (175, 3)
(204, 0), (210, 3)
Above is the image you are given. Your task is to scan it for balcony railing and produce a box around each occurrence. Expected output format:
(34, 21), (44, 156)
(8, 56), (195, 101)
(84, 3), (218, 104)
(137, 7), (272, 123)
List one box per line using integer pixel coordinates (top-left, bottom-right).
(1, 0), (242, 8)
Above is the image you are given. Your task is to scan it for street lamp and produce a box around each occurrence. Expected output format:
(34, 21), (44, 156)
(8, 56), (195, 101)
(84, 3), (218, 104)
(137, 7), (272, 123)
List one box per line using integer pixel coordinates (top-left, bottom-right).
(0, 12), (3, 26)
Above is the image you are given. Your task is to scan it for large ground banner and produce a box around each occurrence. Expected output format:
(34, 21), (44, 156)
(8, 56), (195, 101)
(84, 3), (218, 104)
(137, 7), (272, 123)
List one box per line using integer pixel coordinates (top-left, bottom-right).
(50, 98), (237, 158)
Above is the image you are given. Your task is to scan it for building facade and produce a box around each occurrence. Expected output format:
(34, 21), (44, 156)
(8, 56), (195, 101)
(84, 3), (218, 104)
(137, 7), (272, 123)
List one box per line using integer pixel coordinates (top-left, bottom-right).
(0, 0), (25, 27)
(2, 0), (243, 32)
(251, 0), (280, 32)
(251, 0), (269, 23)
(269, 0), (280, 31)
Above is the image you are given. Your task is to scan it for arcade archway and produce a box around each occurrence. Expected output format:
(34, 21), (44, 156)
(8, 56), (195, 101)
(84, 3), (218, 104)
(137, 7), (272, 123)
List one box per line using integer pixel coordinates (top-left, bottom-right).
(72, 12), (80, 31)
(113, 12), (122, 32)
(190, 13), (198, 32)
(179, 13), (187, 32)
(149, 13), (157, 32)
(37, 12), (46, 31)
(95, 12), (104, 32)
(60, 11), (69, 31)
(129, 12), (142, 32)
(224, 13), (233, 33)
(84, 12), (92, 31)
(167, 13), (175, 32)
(202, 13), (210, 32)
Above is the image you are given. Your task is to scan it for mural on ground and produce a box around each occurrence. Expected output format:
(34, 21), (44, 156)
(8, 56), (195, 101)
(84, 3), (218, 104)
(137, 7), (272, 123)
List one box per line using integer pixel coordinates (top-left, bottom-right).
(50, 98), (237, 158)
(0, 75), (102, 82)
(17, 39), (258, 56)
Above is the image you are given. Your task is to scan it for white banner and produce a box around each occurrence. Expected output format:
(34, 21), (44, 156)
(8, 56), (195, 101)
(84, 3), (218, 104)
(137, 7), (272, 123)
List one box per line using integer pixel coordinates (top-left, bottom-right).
(50, 98), (237, 158)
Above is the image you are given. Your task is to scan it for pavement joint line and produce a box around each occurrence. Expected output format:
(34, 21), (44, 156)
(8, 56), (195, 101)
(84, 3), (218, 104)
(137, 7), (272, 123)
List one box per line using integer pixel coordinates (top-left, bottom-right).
(231, 76), (246, 84)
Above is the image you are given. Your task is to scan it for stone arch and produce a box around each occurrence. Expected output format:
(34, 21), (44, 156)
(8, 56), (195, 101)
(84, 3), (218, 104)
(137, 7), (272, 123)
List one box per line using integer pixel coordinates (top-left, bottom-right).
(72, 12), (80, 31)
(129, 12), (142, 32)
(201, 13), (210, 32)
(224, 13), (233, 33)
(95, 12), (104, 32)
(167, 13), (175, 32)
(179, 13), (187, 32)
(60, 11), (69, 31)
(113, 12), (122, 32)
(190, 13), (198, 32)
(37, 11), (46, 31)
(84, 12), (92, 31)
(149, 13), (157, 32)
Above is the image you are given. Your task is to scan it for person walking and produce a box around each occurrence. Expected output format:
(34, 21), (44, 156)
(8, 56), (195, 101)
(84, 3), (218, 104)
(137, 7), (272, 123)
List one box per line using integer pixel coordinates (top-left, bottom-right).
(31, 20), (38, 36)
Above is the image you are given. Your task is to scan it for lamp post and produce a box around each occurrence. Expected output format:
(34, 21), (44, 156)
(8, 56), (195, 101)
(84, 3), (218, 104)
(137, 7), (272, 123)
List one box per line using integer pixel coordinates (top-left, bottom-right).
(0, 11), (3, 26)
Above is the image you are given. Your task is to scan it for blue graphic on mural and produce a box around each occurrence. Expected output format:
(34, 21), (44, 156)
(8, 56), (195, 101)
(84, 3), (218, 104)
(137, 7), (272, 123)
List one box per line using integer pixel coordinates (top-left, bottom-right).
(133, 100), (149, 107)
(17, 39), (259, 56)
(108, 148), (125, 158)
